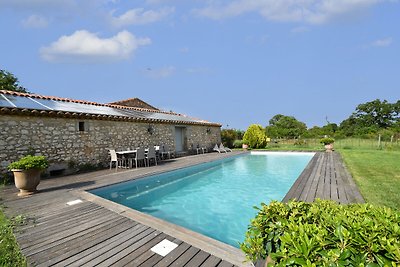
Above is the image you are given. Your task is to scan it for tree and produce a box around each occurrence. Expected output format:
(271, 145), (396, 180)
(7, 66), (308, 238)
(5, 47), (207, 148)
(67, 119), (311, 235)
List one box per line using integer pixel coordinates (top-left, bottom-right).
(243, 124), (268, 149)
(338, 99), (400, 136)
(265, 114), (307, 138)
(0, 69), (29, 93)
(221, 129), (237, 148)
(353, 99), (397, 128)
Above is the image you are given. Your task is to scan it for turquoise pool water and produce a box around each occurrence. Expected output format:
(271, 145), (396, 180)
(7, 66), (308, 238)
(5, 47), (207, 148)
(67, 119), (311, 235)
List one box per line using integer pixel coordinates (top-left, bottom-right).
(91, 152), (314, 247)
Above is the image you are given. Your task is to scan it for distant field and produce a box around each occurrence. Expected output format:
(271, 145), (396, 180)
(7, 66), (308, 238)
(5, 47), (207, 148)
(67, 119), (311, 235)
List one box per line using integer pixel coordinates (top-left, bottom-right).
(263, 138), (400, 151)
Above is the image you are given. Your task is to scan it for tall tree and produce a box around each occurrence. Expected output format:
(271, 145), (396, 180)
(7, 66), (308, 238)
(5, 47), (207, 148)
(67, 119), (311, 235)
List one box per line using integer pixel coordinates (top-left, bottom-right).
(0, 69), (29, 93)
(338, 99), (400, 136)
(265, 114), (307, 138)
(221, 129), (237, 148)
(353, 99), (397, 128)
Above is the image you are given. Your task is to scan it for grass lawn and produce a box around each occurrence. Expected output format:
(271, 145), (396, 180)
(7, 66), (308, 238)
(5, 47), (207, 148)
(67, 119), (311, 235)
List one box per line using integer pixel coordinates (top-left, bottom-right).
(0, 207), (27, 267)
(339, 149), (400, 211)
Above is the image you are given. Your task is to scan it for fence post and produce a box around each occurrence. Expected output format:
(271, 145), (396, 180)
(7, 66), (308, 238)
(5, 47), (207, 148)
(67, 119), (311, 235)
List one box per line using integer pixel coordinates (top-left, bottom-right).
(378, 134), (381, 148)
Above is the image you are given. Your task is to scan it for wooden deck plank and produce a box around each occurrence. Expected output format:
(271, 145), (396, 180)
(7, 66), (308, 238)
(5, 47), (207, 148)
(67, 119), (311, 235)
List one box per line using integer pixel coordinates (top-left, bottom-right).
(314, 153), (327, 199)
(329, 153), (340, 203)
(282, 153), (319, 202)
(18, 206), (106, 240)
(124, 235), (174, 266)
(322, 153), (332, 200)
(55, 224), (150, 267)
(283, 152), (363, 205)
(97, 231), (165, 267)
(184, 250), (211, 266)
(18, 203), (102, 233)
(33, 220), (142, 266)
(217, 260), (235, 267)
(138, 238), (184, 267)
(200, 255), (222, 267)
(304, 153), (325, 202)
(76, 228), (158, 267)
(19, 210), (119, 249)
(302, 153), (324, 201)
(153, 242), (191, 267)
(51, 223), (145, 266)
(334, 153), (364, 203)
(168, 246), (201, 267)
(23, 216), (130, 257)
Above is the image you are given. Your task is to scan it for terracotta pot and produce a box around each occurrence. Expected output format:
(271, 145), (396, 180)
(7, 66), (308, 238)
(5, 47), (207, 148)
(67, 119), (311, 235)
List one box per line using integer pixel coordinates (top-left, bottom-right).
(325, 143), (334, 152)
(12, 169), (41, 196)
(242, 144), (248, 150)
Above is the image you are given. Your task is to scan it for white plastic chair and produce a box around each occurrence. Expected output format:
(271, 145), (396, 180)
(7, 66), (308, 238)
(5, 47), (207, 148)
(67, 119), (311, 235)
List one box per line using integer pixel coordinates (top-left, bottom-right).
(109, 149), (122, 171)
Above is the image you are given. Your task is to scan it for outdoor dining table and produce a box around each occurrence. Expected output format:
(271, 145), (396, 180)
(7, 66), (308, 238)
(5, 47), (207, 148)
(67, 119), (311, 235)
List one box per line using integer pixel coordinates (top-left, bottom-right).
(116, 147), (161, 168)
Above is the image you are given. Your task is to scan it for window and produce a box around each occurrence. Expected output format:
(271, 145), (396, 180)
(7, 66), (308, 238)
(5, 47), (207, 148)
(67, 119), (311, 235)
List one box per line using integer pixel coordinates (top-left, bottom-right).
(78, 121), (85, 132)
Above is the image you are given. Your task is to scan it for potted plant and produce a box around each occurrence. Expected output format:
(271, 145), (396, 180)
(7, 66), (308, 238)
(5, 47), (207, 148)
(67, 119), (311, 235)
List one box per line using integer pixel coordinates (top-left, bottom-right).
(320, 137), (335, 152)
(7, 155), (49, 196)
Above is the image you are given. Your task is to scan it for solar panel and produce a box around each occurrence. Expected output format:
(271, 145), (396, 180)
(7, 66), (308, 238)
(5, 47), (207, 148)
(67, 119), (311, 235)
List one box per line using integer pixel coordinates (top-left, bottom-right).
(0, 94), (16, 108)
(0, 94), (207, 124)
(2, 95), (46, 110)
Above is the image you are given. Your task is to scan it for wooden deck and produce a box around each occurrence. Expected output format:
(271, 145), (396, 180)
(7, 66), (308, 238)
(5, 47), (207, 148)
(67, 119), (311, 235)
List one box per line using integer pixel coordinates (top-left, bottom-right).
(283, 152), (364, 203)
(0, 151), (363, 267)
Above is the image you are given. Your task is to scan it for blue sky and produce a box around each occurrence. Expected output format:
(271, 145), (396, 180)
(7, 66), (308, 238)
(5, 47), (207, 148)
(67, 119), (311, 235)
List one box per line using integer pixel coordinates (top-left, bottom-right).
(1, 0), (399, 130)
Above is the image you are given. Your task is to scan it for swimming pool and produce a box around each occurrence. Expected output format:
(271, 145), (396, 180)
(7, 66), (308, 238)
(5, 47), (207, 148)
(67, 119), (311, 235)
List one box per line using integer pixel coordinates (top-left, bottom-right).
(91, 152), (314, 247)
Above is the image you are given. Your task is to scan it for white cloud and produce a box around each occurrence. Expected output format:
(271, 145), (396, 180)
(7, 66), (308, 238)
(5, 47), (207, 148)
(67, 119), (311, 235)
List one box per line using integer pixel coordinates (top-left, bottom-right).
(40, 30), (151, 63)
(21, 14), (48, 28)
(180, 47), (189, 53)
(291, 26), (309, 33)
(186, 67), (211, 74)
(110, 7), (174, 27)
(193, 0), (387, 24)
(0, 0), (77, 11)
(143, 66), (175, 79)
(371, 37), (393, 47)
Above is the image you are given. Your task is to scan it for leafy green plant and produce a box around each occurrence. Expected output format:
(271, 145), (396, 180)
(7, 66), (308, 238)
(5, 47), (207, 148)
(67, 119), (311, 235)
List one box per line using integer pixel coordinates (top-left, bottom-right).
(240, 200), (400, 266)
(243, 124), (268, 149)
(320, 137), (335, 145)
(0, 209), (27, 266)
(233, 139), (244, 148)
(7, 155), (49, 171)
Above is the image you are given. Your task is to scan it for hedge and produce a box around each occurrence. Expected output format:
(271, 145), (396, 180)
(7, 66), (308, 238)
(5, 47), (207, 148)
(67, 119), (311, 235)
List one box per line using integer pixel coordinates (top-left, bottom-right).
(240, 200), (400, 266)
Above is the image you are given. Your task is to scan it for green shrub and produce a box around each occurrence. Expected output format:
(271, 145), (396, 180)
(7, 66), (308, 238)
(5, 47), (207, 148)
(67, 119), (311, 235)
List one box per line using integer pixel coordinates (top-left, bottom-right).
(240, 200), (400, 266)
(7, 155), (49, 171)
(320, 137), (335, 145)
(243, 124), (268, 149)
(0, 209), (27, 266)
(233, 139), (244, 148)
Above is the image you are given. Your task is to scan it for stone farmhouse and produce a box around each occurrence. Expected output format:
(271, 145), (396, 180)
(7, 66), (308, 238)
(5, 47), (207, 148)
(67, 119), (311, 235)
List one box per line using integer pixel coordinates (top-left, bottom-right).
(0, 90), (221, 175)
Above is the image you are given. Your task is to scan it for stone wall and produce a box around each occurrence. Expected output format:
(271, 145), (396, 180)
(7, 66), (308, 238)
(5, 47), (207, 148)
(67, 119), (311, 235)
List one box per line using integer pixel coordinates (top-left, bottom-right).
(0, 115), (221, 174)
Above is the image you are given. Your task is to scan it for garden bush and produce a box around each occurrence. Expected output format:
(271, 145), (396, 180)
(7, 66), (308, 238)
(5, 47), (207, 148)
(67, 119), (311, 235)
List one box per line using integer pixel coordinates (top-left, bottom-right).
(233, 139), (244, 148)
(243, 124), (268, 149)
(240, 200), (400, 266)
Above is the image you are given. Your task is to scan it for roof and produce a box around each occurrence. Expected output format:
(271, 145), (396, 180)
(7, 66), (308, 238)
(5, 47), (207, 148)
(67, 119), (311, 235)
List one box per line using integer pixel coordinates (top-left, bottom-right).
(109, 98), (159, 110)
(0, 90), (221, 127)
